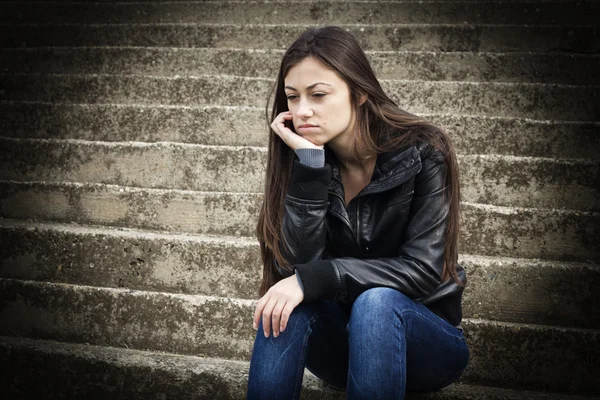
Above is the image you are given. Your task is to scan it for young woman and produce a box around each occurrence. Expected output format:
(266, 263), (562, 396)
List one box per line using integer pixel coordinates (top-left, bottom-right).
(247, 26), (470, 400)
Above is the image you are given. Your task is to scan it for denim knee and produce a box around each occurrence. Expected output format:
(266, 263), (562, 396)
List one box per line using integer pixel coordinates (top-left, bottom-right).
(352, 287), (411, 316)
(255, 301), (319, 338)
(248, 302), (321, 400)
(348, 287), (410, 334)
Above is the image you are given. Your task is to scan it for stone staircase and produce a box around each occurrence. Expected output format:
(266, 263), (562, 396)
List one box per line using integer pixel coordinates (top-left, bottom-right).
(0, 0), (598, 398)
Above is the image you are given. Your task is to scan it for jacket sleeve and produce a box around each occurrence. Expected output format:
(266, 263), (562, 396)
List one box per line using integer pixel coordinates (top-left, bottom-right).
(295, 146), (451, 303)
(275, 160), (331, 279)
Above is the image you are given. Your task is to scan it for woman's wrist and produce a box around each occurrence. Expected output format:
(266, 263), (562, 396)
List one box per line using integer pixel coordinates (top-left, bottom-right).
(287, 157), (331, 200)
(295, 260), (340, 303)
(294, 270), (305, 294)
(295, 148), (325, 168)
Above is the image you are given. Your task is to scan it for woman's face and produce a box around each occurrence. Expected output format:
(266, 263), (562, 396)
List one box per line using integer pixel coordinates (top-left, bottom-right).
(283, 56), (355, 147)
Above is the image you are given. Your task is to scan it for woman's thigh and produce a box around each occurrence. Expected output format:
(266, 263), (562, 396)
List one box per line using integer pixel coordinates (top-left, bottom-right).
(396, 297), (470, 392)
(304, 290), (470, 393)
(349, 287), (469, 393)
(304, 299), (352, 390)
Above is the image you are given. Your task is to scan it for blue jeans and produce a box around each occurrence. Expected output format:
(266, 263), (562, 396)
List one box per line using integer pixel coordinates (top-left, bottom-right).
(246, 287), (470, 400)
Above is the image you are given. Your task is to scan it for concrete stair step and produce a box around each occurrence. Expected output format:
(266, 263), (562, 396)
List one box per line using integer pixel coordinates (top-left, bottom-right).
(459, 255), (600, 330)
(0, 138), (598, 210)
(1, 23), (598, 53)
(0, 277), (598, 394)
(0, 182), (598, 263)
(1, 336), (593, 400)
(3, 47), (599, 85)
(1, 182), (598, 262)
(0, 218), (598, 329)
(460, 203), (598, 263)
(2, 101), (598, 160)
(459, 155), (599, 210)
(0, 182), (264, 237)
(2, 1), (598, 25)
(0, 138), (269, 193)
(1, 73), (598, 120)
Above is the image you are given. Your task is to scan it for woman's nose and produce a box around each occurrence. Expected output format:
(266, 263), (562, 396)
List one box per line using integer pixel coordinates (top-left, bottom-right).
(296, 100), (313, 117)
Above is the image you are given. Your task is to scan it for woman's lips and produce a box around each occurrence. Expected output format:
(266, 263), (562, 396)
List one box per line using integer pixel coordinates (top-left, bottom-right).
(297, 124), (318, 131)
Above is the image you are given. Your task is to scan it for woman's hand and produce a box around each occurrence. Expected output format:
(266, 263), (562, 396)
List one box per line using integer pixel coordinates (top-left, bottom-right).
(253, 273), (304, 338)
(271, 111), (323, 151)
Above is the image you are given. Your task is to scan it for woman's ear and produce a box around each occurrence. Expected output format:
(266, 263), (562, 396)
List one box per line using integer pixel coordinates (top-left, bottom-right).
(359, 94), (368, 106)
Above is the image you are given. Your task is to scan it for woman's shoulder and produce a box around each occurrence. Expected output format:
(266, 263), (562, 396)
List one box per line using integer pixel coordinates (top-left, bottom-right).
(405, 125), (447, 164)
(417, 140), (446, 165)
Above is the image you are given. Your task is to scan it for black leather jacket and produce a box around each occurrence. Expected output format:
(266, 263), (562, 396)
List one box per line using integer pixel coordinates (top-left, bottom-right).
(276, 141), (466, 328)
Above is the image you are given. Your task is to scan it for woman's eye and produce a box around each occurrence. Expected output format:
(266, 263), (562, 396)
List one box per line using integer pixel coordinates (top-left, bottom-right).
(286, 95), (298, 100)
(313, 93), (326, 98)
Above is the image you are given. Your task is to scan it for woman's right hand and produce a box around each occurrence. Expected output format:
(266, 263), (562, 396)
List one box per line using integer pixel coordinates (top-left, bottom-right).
(271, 111), (324, 151)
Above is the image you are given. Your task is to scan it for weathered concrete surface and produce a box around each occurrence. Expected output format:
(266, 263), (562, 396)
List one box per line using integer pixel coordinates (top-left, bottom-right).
(2, 1), (598, 25)
(459, 155), (600, 211)
(0, 278), (257, 362)
(0, 102), (269, 147)
(0, 335), (259, 400)
(461, 319), (600, 395)
(441, 117), (600, 160)
(1, 24), (598, 53)
(0, 219), (263, 300)
(2, 48), (599, 85)
(3, 336), (594, 400)
(0, 138), (268, 193)
(1, 278), (599, 394)
(0, 219), (598, 329)
(2, 102), (598, 159)
(0, 181), (262, 236)
(367, 51), (600, 85)
(460, 203), (600, 263)
(459, 255), (600, 329)
(2, 73), (599, 120)
(0, 183), (598, 262)
(1, 139), (598, 210)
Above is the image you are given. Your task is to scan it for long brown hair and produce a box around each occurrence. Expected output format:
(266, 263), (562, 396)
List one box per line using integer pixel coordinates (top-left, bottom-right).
(256, 26), (463, 297)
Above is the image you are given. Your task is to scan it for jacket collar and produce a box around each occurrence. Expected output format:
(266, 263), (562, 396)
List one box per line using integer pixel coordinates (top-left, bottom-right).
(325, 144), (422, 197)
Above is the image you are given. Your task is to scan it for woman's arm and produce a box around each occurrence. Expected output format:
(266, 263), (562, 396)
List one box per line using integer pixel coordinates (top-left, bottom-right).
(276, 149), (331, 278)
(294, 146), (451, 303)
(268, 111), (330, 278)
(255, 149), (329, 338)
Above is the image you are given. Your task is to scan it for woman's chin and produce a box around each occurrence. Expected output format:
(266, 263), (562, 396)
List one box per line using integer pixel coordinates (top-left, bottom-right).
(297, 134), (321, 147)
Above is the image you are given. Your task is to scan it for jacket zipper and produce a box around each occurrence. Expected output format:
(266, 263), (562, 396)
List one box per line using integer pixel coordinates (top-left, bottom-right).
(328, 188), (368, 253)
(326, 150), (419, 254)
(332, 173), (368, 248)
(356, 197), (362, 253)
(328, 190), (354, 233)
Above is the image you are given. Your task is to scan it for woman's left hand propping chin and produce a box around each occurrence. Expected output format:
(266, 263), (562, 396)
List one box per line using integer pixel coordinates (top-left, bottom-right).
(253, 274), (304, 338)
(271, 111), (323, 151)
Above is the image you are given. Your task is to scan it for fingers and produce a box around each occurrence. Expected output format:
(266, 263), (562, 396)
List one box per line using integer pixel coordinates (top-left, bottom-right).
(271, 300), (287, 337)
(253, 276), (302, 338)
(261, 297), (278, 338)
(279, 303), (295, 334)
(252, 292), (278, 338)
(269, 111), (290, 133)
(252, 295), (267, 331)
(270, 112), (294, 146)
(270, 111), (322, 151)
(252, 296), (290, 338)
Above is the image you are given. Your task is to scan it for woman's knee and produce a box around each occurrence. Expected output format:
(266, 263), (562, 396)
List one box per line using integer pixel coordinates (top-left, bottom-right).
(351, 287), (412, 316)
(255, 301), (320, 337)
(347, 287), (413, 336)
